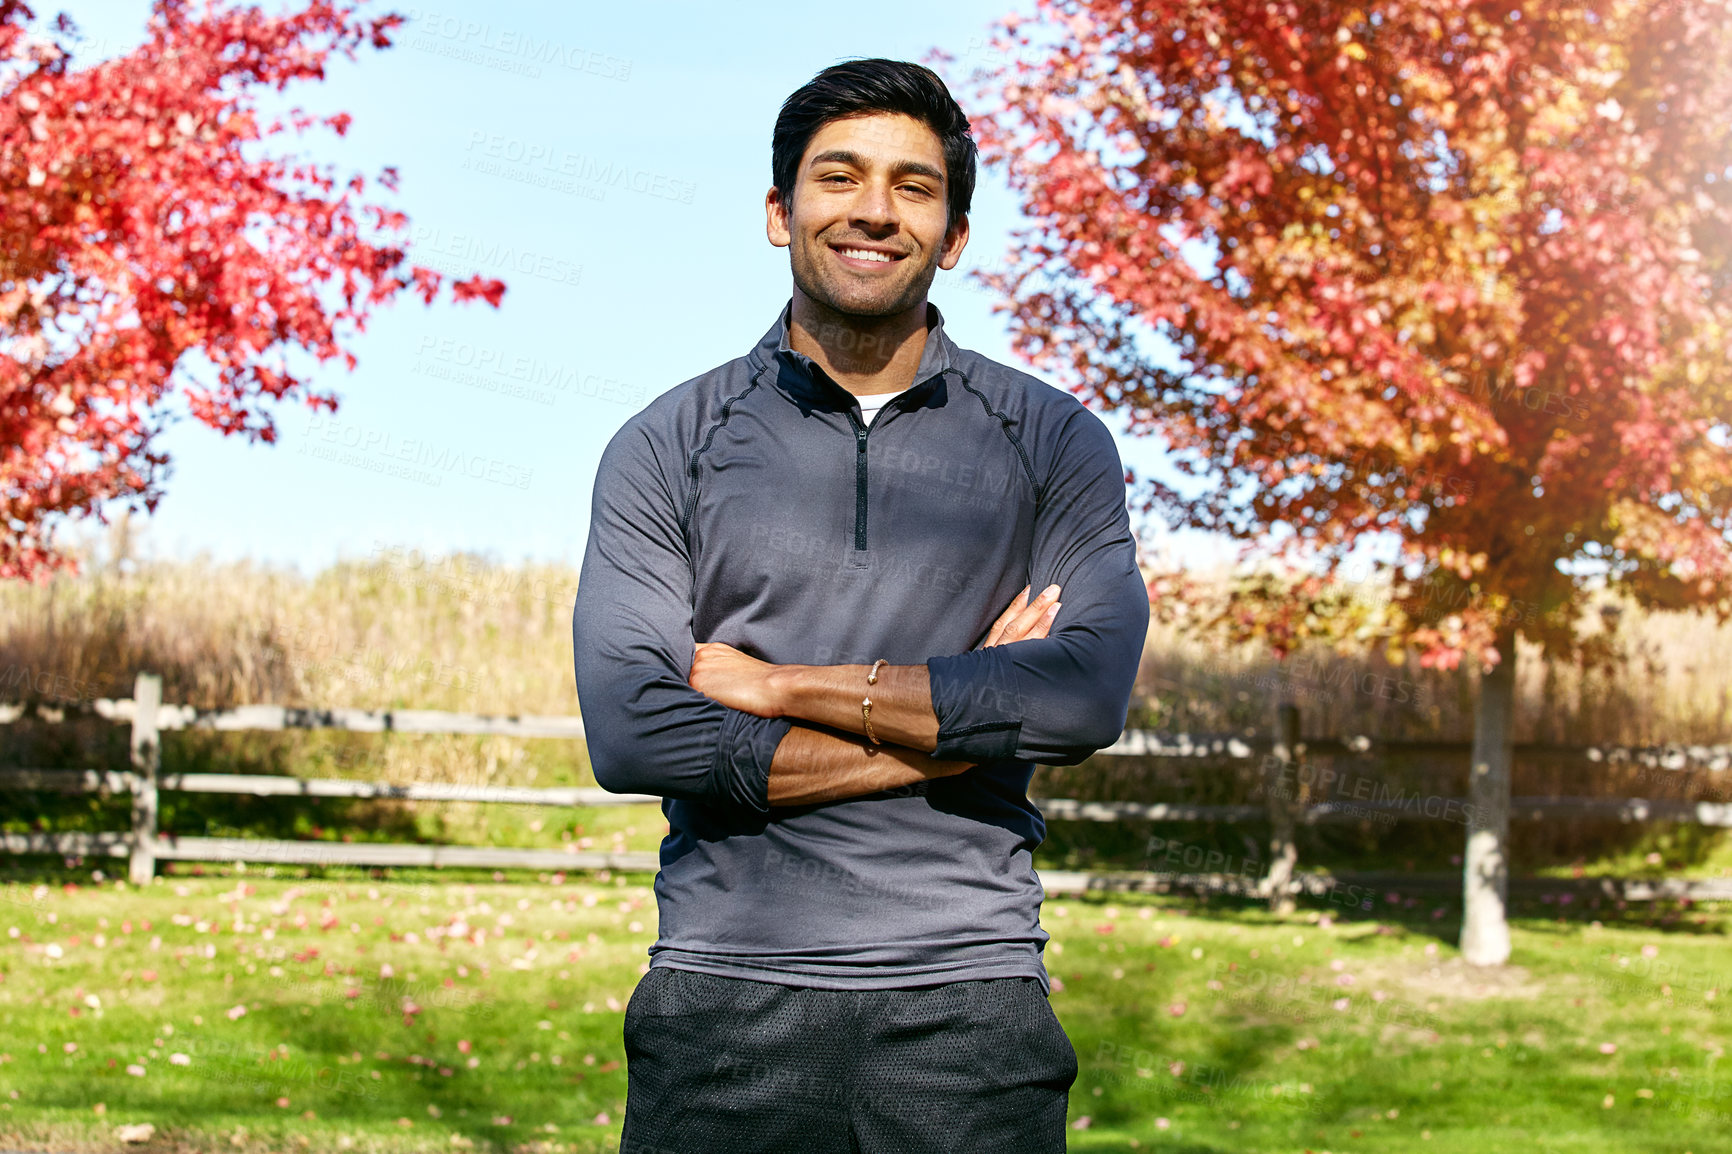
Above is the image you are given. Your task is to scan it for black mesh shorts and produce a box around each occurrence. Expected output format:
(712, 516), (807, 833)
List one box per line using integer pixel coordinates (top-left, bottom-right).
(617, 967), (1078, 1154)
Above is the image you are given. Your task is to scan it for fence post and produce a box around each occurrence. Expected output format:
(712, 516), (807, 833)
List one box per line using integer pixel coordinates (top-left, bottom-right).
(1262, 701), (1303, 914)
(128, 672), (161, 886)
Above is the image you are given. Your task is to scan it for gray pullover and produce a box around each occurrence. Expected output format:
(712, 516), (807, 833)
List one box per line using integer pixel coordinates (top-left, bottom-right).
(570, 301), (1148, 991)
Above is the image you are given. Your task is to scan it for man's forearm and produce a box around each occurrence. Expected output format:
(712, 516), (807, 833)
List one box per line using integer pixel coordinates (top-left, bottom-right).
(769, 662), (940, 752)
(767, 720), (970, 807)
(692, 586), (1062, 756)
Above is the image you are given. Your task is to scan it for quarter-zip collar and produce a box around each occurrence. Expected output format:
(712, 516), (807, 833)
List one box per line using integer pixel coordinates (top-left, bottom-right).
(750, 299), (956, 417)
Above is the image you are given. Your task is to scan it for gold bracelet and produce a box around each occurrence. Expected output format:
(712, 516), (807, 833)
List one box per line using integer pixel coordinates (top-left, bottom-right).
(863, 659), (887, 745)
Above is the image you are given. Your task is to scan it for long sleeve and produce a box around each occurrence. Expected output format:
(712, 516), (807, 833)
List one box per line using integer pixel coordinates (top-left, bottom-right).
(924, 405), (1149, 766)
(571, 417), (793, 811)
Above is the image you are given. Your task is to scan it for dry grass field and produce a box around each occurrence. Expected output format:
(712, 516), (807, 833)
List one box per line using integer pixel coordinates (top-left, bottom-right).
(5, 540), (1731, 741)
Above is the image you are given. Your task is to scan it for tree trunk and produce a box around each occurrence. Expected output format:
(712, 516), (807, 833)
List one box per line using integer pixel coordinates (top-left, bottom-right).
(1262, 701), (1302, 914)
(1460, 630), (1515, 966)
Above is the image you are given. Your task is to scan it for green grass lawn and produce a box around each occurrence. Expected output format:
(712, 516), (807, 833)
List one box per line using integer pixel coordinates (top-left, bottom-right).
(0, 865), (1727, 1153)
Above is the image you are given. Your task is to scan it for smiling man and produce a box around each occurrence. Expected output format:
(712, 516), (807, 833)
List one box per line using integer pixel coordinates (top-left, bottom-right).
(571, 59), (1150, 1153)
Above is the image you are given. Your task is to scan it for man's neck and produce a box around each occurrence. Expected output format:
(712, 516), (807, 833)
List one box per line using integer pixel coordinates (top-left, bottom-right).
(787, 289), (930, 397)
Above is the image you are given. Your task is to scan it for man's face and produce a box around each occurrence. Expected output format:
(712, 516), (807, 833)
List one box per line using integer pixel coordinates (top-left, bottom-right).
(766, 112), (969, 318)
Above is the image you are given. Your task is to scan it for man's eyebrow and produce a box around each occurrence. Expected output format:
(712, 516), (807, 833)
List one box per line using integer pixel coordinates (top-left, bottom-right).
(807, 149), (945, 185)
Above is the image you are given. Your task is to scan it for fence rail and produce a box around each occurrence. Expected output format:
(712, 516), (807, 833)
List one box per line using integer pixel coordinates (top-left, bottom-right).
(1036, 797), (1732, 826)
(0, 830), (656, 872)
(1094, 728), (1732, 769)
(3, 678), (1729, 890)
(1037, 868), (1732, 902)
(8, 695), (1732, 767)
(0, 697), (589, 738)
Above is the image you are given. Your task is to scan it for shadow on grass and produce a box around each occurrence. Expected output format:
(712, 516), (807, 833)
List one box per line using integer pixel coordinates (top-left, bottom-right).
(1054, 884), (1730, 955)
(1054, 901), (1328, 1138)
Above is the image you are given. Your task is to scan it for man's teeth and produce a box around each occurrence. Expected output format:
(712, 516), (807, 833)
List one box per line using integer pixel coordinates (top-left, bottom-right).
(838, 248), (895, 263)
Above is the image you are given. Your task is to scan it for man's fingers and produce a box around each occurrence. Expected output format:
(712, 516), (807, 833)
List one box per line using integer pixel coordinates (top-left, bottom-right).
(983, 584), (1031, 648)
(1035, 600), (1060, 637)
(1016, 599), (1061, 642)
(1002, 584), (1061, 643)
(978, 584), (1061, 649)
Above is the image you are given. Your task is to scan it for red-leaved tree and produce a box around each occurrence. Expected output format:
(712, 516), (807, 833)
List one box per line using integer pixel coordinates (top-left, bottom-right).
(0, 0), (505, 579)
(950, 0), (1732, 963)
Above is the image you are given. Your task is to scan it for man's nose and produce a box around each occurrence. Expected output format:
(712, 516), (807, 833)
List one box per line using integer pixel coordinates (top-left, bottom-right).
(851, 180), (899, 230)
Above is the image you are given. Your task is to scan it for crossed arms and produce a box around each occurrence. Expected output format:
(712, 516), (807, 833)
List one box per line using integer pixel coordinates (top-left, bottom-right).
(570, 405), (1150, 815)
(689, 584), (1063, 807)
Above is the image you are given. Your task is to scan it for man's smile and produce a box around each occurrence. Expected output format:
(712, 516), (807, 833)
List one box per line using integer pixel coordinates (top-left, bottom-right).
(830, 242), (908, 268)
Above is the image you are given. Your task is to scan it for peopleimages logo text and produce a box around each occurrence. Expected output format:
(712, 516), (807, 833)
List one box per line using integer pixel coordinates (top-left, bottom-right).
(461, 132), (696, 204)
(401, 9), (632, 80)
(300, 416), (533, 490)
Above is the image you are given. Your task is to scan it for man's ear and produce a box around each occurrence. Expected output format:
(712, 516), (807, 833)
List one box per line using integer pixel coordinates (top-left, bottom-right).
(937, 213), (970, 271)
(765, 187), (792, 249)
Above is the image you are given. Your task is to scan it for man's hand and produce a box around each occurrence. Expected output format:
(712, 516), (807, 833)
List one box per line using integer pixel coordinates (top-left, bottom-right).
(689, 641), (785, 717)
(691, 584), (1061, 719)
(977, 583), (1062, 649)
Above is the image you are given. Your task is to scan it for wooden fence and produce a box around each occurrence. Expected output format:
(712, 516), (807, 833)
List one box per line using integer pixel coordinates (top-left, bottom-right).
(2, 673), (1729, 898)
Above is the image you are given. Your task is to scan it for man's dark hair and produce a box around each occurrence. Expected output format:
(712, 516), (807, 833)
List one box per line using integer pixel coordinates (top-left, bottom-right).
(772, 58), (977, 230)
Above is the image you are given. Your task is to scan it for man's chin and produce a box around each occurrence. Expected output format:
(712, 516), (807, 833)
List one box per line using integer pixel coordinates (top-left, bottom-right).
(804, 280), (923, 320)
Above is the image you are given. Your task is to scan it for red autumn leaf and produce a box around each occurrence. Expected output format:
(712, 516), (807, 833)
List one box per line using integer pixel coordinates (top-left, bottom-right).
(451, 275), (507, 308)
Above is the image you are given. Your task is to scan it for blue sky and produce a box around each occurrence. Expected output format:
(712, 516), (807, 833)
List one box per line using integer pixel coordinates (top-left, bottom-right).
(52, 0), (1224, 576)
